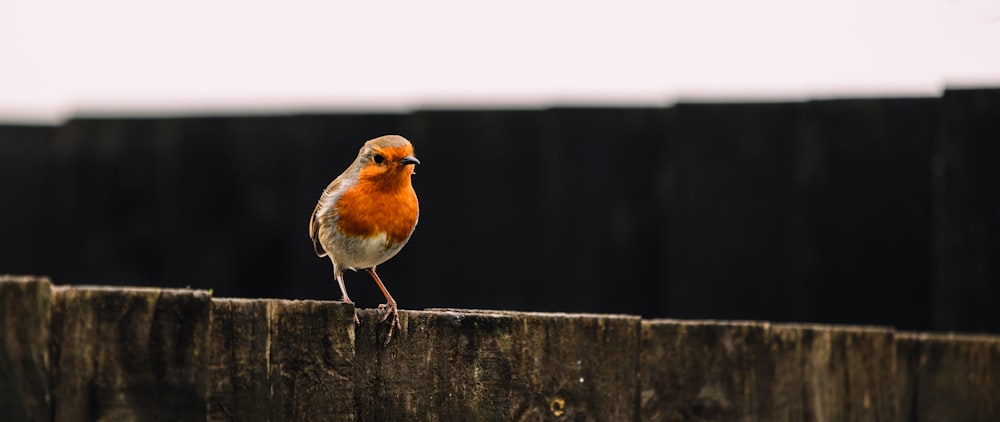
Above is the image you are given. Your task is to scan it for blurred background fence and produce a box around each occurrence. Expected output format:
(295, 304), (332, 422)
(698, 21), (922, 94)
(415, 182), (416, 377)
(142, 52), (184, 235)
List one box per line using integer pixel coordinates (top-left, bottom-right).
(1, 88), (997, 333)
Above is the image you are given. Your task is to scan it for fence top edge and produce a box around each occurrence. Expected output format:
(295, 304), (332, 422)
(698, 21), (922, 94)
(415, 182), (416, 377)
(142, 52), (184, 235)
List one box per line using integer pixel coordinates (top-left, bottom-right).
(52, 284), (211, 296)
(0, 274), (52, 284)
(644, 319), (898, 333)
(9, 280), (1000, 339)
(211, 297), (354, 307)
(897, 331), (1000, 344)
(423, 307), (641, 320)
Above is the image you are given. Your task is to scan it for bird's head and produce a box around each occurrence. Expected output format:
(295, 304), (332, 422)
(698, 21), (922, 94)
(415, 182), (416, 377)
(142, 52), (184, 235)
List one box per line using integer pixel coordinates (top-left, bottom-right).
(355, 135), (420, 187)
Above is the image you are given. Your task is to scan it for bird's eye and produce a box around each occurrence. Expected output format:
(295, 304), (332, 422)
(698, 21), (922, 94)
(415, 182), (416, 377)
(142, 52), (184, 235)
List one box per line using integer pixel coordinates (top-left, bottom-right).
(372, 153), (385, 164)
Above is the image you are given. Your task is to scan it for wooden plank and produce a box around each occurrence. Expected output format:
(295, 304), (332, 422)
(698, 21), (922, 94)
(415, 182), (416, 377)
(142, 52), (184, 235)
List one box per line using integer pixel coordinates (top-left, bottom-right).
(897, 332), (1000, 421)
(265, 300), (356, 421)
(640, 320), (771, 421)
(503, 311), (640, 420)
(772, 324), (897, 422)
(353, 309), (515, 421)
(0, 275), (52, 421)
(354, 309), (640, 421)
(208, 298), (355, 421)
(207, 299), (270, 421)
(48, 286), (211, 421)
(641, 320), (897, 421)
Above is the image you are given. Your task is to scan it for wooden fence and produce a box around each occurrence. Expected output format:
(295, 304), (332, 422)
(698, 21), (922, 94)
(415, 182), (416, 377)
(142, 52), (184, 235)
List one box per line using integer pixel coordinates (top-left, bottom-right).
(2, 275), (997, 421)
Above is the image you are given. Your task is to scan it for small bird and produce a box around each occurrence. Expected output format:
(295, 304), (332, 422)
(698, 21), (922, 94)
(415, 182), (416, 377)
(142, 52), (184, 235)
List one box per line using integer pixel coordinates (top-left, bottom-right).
(309, 135), (420, 344)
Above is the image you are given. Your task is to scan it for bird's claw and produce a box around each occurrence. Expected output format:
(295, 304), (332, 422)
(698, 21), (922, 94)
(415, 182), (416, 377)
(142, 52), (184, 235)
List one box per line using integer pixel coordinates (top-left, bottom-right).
(343, 299), (360, 324)
(378, 302), (401, 345)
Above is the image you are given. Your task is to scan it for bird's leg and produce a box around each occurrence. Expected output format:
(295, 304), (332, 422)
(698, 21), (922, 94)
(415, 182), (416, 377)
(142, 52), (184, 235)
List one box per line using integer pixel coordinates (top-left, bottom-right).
(365, 267), (401, 345)
(334, 269), (360, 324)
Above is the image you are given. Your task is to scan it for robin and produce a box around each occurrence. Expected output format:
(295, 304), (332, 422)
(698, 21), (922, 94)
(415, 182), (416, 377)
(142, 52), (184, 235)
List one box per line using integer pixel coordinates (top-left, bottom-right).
(309, 135), (420, 344)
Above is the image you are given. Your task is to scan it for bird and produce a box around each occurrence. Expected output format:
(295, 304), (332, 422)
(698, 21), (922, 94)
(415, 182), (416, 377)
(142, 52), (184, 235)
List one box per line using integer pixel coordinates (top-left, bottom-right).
(309, 135), (420, 344)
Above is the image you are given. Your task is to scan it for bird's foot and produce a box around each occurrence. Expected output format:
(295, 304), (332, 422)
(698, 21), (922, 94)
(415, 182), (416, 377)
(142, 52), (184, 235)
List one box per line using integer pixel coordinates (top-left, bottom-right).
(377, 301), (401, 345)
(343, 298), (360, 324)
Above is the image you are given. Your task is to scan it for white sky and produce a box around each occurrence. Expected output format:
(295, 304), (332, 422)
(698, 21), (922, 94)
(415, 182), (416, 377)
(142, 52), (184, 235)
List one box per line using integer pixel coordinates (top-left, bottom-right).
(1, 0), (999, 123)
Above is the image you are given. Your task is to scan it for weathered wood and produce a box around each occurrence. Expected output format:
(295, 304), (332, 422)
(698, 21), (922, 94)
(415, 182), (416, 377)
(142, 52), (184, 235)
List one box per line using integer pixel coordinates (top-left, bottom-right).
(640, 320), (770, 421)
(641, 320), (896, 421)
(354, 309), (640, 421)
(495, 310), (640, 420)
(897, 332), (1000, 422)
(208, 299), (356, 421)
(207, 299), (269, 421)
(48, 286), (211, 421)
(770, 324), (897, 421)
(267, 300), (355, 421)
(0, 275), (52, 421)
(4, 278), (1000, 420)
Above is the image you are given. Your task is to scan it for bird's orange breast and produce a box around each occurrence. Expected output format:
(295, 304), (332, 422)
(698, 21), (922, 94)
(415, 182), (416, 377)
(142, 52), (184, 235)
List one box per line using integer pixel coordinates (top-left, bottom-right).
(334, 176), (419, 245)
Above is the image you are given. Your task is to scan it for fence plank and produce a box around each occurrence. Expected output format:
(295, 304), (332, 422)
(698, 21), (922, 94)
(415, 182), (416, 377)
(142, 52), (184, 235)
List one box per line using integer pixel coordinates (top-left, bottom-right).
(0, 275), (52, 421)
(640, 320), (770, 421)
(265, 300), (356, 421)
(207, 299), (270, 421)
(897, 332), (1000, 421)
(773, 324), (897, 422)
(48, 286), (211, 421)
(353, 309), (640, 421)
(641, 321), (897, 421)
(503, 311), (640, 420)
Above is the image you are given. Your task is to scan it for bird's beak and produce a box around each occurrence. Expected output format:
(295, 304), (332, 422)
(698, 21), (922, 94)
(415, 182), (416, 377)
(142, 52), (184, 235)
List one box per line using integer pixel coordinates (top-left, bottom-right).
(399, 155), (420, 166)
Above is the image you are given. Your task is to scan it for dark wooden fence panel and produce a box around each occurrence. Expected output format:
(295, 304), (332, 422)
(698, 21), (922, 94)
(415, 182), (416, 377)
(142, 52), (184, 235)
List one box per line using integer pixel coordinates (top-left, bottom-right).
(932, 89), (1000, 333)
(2, 89), (998, 335)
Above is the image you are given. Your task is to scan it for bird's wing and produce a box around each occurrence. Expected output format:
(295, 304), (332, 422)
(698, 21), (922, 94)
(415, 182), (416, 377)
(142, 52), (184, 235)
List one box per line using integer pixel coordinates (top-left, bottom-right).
(309, 176), (344, 257)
